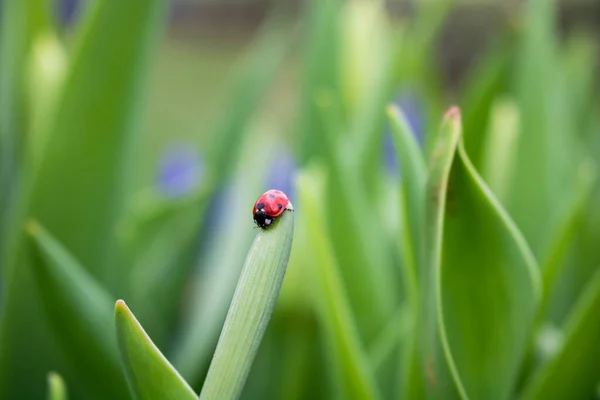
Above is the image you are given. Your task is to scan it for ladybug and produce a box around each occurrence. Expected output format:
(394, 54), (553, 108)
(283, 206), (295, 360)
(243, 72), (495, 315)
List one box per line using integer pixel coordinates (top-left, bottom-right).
(253, 189), (293, 229)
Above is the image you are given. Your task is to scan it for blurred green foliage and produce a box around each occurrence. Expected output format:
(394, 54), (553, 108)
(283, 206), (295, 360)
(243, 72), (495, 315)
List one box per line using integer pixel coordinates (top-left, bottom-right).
(0, 0), (599, 398)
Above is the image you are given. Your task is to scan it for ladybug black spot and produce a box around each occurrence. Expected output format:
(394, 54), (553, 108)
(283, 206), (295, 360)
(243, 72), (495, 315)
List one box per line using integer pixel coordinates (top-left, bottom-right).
(256, 203), (265, 210)
(268, 193), (276, 198)
(277, 204), (282, 210)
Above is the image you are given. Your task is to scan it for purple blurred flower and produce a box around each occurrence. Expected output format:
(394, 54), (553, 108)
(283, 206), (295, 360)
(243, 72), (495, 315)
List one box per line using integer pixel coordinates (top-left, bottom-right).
(383, 89), (424, 177)
(57, 0), (80, 26)
(396, 90), (424, 143)
(383, 130), (399, 176)
(266, 147), (297, 202)
(157, 142), (203, 197)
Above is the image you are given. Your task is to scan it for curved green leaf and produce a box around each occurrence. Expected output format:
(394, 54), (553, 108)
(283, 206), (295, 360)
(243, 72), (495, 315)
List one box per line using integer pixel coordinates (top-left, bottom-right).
(115, 300), (196, 400)
(27, 220), (129, 399)
(521, 267), (600, 399)
(199, 203), (295, 400)
(46, 372), (68, 400)
(297, 168), (379, 400)
(422, 107), (541, 400)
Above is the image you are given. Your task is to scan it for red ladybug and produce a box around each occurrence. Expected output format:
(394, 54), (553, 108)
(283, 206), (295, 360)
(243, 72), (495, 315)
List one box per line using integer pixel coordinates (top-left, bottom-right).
(253, 189), (293, 229)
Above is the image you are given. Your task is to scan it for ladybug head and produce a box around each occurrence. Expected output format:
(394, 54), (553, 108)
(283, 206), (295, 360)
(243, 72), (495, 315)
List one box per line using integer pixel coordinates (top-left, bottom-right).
(253, 210), (274, 229)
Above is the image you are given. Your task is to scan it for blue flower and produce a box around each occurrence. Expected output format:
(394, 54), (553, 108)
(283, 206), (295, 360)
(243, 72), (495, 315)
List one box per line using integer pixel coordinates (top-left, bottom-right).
(157, 142), (203, 197)
(266, 146), (297, 202)
(57, 0), (80, 26)
(382, 89), (424, 177)
(395, 90), (424, 144)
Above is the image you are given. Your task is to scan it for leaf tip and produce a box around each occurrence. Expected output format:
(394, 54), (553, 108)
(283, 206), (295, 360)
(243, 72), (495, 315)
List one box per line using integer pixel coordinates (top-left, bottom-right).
(115, 299), (129, 315)
(385, 104), (399, 117)
(444, 105), (461, 121)
(47, 370), (60, 382)
(26, 219), (41, 236)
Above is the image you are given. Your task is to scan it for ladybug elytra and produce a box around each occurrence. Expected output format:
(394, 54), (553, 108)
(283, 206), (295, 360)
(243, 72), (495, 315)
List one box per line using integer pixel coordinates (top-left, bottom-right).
(253, 189), (293, 229)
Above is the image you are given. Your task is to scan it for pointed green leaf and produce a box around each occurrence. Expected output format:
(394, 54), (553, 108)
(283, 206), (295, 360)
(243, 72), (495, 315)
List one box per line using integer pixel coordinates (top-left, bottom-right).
(387, 104), (426, 288)
(46, 372), (68, 400)
(199, 204), (294, 400)
(173, 145), (269, 383)
(480, 97), (520, 203)
(297, 168), (379, 400)
(521, 267), (600, 399)
(117, 190), (208, 348)
(27, 220), (129, 398)
(387, 105), (427, 399)
(422, 108), (541, 399)
(115, 300), (196, 400)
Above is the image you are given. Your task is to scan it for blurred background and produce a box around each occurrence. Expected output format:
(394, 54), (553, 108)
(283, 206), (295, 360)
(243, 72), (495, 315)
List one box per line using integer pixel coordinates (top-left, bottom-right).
(0, 0), (599, 398)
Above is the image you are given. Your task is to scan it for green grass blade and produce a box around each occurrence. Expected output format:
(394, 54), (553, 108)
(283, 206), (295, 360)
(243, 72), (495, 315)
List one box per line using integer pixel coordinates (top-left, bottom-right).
(421, 107), (465, 399)
(46, 372), (68, 400)
(199, 204), (295, 400)
(480, 97), (520, 203)
(539, 162), (597, 317)
(387, 105), (426, 284)
(387, 105), (427, 399)
(520, 267), (600, 399)
(460, 40), (511, 170)
(509, 0), (568, 254)
(26, 220), (129, 399)
(316, 97), (397, 341)
(297, 168), (379, 400)
(296, 0), (342, 164)
(30, 0), (166, 289)
(367, 308), (409, 374)
(26, 31), (67, 166)
(0, 0), (51, 216)
(115, 300), (196, 400)
(173, 148), (268, 383)
(422, 107), (541, 399)
(115, 187), (210, 349)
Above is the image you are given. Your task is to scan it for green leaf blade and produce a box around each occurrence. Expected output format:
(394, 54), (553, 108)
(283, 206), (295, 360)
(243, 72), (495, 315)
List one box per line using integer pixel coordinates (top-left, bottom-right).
(387, 104), (426, 272)
(521, 267), (600, 400)
(423, 108), (541, 399)
(27, 220), (129, 399)
(115, 300), (196, 400)
(199, 205), (295, 400)
(297, 168), (379, 400)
